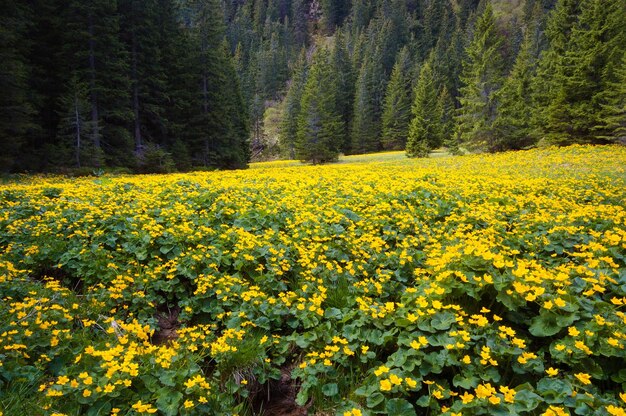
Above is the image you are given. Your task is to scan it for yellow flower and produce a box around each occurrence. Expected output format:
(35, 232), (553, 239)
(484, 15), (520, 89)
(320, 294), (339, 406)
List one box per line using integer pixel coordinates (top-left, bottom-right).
(460, 391), (474, 404)
(82, 389), (91, 397)
(389, 374), (402, 386)
(546, 367), (559, 377)
(574, 373), (592, 385)
(489, 396), (501, 405)
(379, 379), (392, 391)
(405, 377), (417, 388)
(184, 400), (194, 409)
(374, 365), (390, 377)
(607, 405), (626, 416)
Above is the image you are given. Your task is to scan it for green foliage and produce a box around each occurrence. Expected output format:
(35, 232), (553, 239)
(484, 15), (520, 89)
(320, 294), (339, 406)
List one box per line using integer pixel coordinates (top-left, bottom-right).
(280, 49), (308, 159)
(331, 31), (356, 154)
(381, 48), (412, 151)
(456, 4), (506, 152)
(539, 0), (626, 145)
(296, 48), (343, 164)
(136, 143), (176, 174)
(0, 1), (36, 173)
(407, 56), (441, 157)
(351, 58), (382, 155)
(494, 26), (540, 151)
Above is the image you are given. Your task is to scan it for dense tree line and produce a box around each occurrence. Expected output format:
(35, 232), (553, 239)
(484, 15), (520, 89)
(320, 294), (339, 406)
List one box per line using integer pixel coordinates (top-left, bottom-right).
(270, 0), (624, 163)
(1, 0), (249, 173)
(2, 0), (624, 170)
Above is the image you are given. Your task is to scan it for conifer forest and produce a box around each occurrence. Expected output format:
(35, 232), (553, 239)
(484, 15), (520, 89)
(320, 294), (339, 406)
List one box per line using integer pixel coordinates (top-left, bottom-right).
(1, 0), (624, 171)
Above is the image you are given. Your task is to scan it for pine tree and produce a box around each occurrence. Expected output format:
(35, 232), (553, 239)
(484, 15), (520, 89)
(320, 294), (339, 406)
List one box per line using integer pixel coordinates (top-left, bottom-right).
(494, 26), (540, 151)
(186, 0), (250, 169)
(55, 75), (102, 168)
(437, 86), (456, 148)
(407, 56), (441, 157)
(220, 40), (251, 169)
(531, 0), (581, 140)
(0, 1), (37, 171)
(351, 58), (381, 154)
(296, 48), (343, 164)
(62, 0), (133, 167)
(331, 31), (355, 154)
(456, 4), (506, 152)
(281, 49), (308, 159)
(542, 0), (625, 144)
(597, 51), (626, 143)
(381, 47), (412, 150)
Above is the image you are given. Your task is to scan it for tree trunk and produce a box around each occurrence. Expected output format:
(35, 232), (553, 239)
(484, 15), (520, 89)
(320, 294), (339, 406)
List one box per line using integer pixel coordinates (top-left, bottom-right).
(74, 94), (81, 168)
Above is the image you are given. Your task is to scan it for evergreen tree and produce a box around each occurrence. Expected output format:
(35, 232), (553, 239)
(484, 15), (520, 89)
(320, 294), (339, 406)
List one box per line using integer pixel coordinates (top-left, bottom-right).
(531, 0), (581, 140)
(331, 31), (355, 154)
(437, 86), (456, 148)
(351, 58), (381, 154)
(55, 75), (102, 168)
(407, 56), (441, 157)
(296, 48), (343, 163)
(494, 26), (540, 151)
(0, 1), (36, 171)
(381, 47), (412, 150)
(597, 51), (626, 143)
(61, 0), (133, 167)
(456, 4), (506, 152)
(542, 0), (625, 144)
(281, 49), (308, 159)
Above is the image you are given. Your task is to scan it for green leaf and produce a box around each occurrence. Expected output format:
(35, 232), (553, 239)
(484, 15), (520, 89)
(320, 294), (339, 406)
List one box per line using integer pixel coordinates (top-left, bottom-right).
(453, 374), (479, 389)
(386, 398), (416, 416)
(322, 383), (338, 397)
(159, 370), (178, 387)
(156, 388), (183, 416)
(325, 308), (342, 319)
(529, 312), (562, 337)
(366, 392), (384, 408)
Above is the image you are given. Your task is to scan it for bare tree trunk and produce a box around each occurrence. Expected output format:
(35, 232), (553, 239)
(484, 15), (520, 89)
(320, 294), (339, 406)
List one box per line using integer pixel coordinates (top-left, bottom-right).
(74, 94), (81, 168)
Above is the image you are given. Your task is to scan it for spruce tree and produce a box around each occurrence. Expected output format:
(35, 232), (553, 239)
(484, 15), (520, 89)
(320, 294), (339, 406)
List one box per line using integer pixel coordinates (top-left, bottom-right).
(296, 48), (343, 164)
(281, 49), (308, 159)
(55, 75), (102, 168)
(331, 31), (355, 154)
(437, 86), (456, 149)
(0, 1), (36, 171)
(456, 3), (506, 152)
(407, 56), (441, 157)
(351, 58), (381, 154)
(542, 0), (625, 144)
(185, 0), (250, 169)
(381, 48), (412, 150)
(494, 27), (539, 151)
(597, 51), (626, 143)
(62, 0), (133, 167)
(531, 0), (581, 140)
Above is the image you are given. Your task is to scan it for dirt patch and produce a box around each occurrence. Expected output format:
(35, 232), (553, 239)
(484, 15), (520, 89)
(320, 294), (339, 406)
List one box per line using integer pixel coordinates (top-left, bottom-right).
(152, 306), (180, 344)
(250, 366), (310, 416)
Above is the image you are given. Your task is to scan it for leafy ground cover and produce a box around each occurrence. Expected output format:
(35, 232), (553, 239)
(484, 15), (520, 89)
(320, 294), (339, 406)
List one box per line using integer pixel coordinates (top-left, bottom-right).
(1, 145), (626, 415)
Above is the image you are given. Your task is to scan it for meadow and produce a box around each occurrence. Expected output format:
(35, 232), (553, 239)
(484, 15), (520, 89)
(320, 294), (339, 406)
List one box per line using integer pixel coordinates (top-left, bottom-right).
(1, 145), (626, 415)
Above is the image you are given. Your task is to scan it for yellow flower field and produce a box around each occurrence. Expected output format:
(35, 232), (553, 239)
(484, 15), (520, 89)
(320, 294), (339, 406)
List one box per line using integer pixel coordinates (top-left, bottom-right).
(1, 145), (626, 415)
